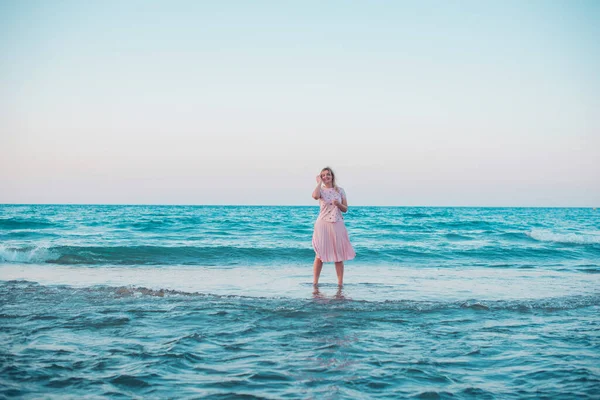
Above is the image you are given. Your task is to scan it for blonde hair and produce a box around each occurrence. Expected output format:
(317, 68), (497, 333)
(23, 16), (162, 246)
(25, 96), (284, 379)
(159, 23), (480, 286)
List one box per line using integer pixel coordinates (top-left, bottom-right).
(321, 167), (340, 193)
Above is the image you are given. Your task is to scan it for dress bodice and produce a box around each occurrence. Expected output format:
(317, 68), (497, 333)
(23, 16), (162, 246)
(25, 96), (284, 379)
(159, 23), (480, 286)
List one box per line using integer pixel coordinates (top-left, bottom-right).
(317, 186), (346, 222)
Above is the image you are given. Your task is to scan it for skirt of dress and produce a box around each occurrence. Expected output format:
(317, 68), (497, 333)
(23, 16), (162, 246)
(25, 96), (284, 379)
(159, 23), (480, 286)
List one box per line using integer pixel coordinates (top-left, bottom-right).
(312, 219), (356, 263)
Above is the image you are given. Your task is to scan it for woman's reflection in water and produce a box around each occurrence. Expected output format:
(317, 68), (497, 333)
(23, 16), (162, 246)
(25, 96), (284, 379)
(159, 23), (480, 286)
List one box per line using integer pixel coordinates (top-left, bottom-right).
(312, 285), (347, 301)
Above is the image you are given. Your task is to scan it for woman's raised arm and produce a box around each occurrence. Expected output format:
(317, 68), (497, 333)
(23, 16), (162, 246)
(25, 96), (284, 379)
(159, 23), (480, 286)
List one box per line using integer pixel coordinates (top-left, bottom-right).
(312, 175), (322, 200)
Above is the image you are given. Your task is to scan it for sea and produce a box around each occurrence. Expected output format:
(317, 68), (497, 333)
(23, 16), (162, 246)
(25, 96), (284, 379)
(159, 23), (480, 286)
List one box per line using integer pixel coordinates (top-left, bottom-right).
(1, 204), (599, 399)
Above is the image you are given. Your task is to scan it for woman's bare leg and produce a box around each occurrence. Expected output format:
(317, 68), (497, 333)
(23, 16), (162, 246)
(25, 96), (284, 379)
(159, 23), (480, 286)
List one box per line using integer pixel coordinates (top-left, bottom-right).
(313, 257), (323, 285)
(335, 262), (344, 286)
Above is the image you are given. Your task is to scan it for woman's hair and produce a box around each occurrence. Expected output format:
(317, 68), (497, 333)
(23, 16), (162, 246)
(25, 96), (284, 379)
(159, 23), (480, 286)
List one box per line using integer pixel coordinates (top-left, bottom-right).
(321, 167), (340, 193)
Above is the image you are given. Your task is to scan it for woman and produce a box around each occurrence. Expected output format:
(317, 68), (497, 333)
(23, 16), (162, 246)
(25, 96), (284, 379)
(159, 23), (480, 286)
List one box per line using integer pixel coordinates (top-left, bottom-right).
(312, 167), (355, 286)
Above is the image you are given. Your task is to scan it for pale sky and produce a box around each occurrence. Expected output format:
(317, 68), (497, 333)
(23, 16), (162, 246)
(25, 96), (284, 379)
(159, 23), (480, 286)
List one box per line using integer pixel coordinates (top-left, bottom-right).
(1, 0), (598, 206)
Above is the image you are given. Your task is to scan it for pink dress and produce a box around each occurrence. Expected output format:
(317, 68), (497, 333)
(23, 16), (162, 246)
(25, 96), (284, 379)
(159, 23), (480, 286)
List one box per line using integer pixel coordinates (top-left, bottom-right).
(312, 186), (356, 263)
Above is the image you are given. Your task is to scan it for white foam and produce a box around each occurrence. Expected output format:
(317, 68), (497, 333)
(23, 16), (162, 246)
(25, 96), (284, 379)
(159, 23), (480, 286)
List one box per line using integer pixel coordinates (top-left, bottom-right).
(527, 229), (600, 245)
(0, 244), (55, 263)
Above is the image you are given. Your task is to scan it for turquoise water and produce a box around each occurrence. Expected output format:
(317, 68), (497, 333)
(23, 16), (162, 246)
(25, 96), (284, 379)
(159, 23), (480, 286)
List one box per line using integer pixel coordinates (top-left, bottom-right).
(1, 205), (599, 398)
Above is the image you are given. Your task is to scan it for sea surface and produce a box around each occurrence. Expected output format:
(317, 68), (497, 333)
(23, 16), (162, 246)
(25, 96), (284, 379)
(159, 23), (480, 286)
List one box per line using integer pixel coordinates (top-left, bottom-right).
(1, 205), (599, 399)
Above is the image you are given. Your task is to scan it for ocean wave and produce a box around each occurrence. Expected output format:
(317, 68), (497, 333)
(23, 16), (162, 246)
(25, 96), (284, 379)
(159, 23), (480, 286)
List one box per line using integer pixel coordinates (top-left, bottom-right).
(0, 245), (55, 263)
(0, 231), (60, 240)
(435, 220), (494, 229)
(0, 244), (471, 265)
(0, 217), (55, 230)
(527, 229), (600, 245)
(114, 219), (178, 231)
(400, 212), (432, 218)
(445, 233), (474, 241)
(113, 218), (209, 232)
(0, 244), (315, 266)
(1, 241), (595, 266)
(497, 232), (537, 242)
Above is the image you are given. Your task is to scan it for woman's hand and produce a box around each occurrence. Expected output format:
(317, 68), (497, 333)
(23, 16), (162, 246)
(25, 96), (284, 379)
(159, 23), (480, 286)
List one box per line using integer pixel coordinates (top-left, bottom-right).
(315, 175), (322, 184)
(333, 199), (348, 212)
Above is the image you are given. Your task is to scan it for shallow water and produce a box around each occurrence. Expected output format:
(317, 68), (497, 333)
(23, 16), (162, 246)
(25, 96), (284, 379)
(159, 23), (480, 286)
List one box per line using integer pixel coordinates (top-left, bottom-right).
(1, 205), (599, 398)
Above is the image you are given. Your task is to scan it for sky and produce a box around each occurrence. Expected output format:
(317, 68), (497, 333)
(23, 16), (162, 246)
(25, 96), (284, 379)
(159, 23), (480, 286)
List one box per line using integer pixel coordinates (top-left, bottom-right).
(1, 0), (598, 206)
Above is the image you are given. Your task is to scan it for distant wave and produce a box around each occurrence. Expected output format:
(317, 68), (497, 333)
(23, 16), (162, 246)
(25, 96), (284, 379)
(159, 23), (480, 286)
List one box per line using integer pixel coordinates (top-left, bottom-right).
(0, 217), (55, 230)
(435, 220), (494, 229)
(445, 233), (474, 241)
(497, 232), (536, 241)
(527, 229), (600, 245)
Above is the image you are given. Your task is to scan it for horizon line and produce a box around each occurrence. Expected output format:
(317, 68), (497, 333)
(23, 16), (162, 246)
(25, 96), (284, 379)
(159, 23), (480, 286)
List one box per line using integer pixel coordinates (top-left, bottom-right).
(0, 203), (598, 209)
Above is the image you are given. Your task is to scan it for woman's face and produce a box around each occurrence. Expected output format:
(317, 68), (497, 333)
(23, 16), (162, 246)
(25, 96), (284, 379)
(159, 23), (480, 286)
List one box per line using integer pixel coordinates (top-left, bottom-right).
(321, 170), (333, 184)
